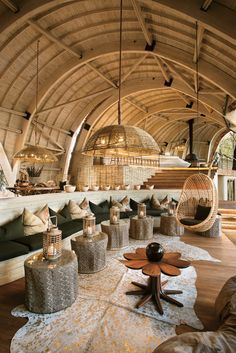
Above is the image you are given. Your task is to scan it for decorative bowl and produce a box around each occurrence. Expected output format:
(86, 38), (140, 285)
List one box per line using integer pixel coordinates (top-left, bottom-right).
(124, 184), (130, 190)
(64, 185), (76, 193)
(134, 185), (141, 190)
(114, 185), (120, 190)
(92, 185), (99, 191)
(82, 185), (89, 192)
(146, 185), (154, 190)
(103, 185), (110, 191)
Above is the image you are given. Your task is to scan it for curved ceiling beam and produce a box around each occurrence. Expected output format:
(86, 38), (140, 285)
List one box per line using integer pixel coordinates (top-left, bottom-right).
(72, 79), (226, 152)
(0, 0), (235, 45)
(144, 0), (236, 44)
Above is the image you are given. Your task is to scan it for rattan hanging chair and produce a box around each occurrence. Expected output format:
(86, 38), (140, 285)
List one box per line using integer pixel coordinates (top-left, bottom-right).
(176, 173), (218, 232)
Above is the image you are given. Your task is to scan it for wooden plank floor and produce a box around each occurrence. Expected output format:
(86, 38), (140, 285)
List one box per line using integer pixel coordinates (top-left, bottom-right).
(0, 232), (236, 353)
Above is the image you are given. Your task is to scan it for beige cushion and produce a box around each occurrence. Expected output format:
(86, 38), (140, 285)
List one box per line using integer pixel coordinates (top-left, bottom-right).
(23, 208), (48, 236)
(35, 204), (50, 224)
(152, 331), (234, 353)
(79, 197), (89, 210)
(120, 196), (132, 211)
(215, 276), (236, 323)
(111, 199), (127, 212)
(68, 200), (88, 219)
(151, 194), (161, 209)
(160, 195), (169, 207)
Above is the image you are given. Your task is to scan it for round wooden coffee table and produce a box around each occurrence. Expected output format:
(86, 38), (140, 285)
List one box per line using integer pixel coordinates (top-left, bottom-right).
(101, 219), (129, 250)
(122, 247), (190, 315)
(129, 216), (154, 240)
(160, 213), (184, 236)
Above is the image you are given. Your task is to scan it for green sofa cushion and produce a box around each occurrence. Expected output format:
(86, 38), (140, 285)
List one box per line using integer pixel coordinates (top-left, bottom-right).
(0, 241), (29, 261)
(0, 215), (24, 241)
(130, 198), (139, 211)
(180, 218), (202, 226)
(49, 207), (69, 225)
(13, 233), (43, 251)
(195, 204), (211, 220)
(146, 209), (165, 217)
(59, 204), (72, 220)
(89, 200), (109, 214)
(59, 219), (83, 239)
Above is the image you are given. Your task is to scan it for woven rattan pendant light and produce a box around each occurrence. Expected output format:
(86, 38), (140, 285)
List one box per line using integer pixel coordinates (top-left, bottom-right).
(14, 41), (58, 163)
(82, 0), (159, 158)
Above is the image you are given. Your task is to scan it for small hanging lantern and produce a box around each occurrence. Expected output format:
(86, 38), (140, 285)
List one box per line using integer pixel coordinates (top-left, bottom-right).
(43, 216), (62, 261)
(138, 203), (146, 219)
(110, 206), (120, 224)
(168, 200), (177, 216)
(83, 214), (96, 237)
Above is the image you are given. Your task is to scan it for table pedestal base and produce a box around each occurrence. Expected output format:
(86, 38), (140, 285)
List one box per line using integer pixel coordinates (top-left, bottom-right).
(126, 276), (183, 315)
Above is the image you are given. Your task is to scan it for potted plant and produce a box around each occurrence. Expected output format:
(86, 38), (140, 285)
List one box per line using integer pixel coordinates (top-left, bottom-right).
(26, 166), (43, 184)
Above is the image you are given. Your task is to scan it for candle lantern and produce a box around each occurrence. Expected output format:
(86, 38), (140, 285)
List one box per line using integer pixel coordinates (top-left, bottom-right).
(83, 214), (96, 237)
(43, 216), (62, 261)
(138, 203), (146, 219)
(168, 200), (176, 216)
(110, 206), (120, 224)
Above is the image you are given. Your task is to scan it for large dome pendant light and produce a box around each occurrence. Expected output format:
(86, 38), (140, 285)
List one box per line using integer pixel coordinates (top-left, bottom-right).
(82, 0), (159, 158)
(14, 41), (58, 163)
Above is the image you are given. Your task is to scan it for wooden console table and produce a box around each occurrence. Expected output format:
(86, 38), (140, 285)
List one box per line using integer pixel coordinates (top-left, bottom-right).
(7, 186), (60, 196)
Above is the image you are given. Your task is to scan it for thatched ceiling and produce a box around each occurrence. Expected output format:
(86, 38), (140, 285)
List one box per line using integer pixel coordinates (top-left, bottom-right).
(0, 0), (235, 178)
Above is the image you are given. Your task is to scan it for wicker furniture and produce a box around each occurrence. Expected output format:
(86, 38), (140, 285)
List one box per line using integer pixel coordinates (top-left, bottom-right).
(122, 247), (190, 315)
(129, 216), (154, 240)
(176, 173), (218, 232)
(24, 249), (78, 314)
(101, 219), (129, 250)
(160, 214), (184, 236)
(71, 232), (108, 273)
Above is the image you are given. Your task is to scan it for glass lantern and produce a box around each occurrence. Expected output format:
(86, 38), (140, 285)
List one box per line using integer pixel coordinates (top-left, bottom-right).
(43, 217), (62, 261)
(138, 203), (146, 219)
(168, 200), (177, 216)
(110, 206), (120, 224)
(83, 214), (96, 237)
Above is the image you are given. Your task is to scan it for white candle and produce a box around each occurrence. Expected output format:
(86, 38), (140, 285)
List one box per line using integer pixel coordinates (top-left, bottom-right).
(48, 244), (56, 256)
(87, 226), (93, 235)
(139, 211), (144, 218)
(112, 215), (118, 223)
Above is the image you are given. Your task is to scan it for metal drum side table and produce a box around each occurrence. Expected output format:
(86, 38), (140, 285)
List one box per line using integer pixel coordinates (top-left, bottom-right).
(160, 213), (184, 236)
(71, 232), (108, 274)
(101, 219), (129, 250)
(129, 216), (154, 240)
(24, 249), (78, 314)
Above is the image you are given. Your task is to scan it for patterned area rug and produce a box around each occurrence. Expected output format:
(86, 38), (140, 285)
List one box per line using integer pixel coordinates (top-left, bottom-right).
(11, 234), (220, 353)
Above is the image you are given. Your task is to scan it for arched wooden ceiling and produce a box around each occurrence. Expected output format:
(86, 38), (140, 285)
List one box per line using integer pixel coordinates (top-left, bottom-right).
(0, 0), (235, 178)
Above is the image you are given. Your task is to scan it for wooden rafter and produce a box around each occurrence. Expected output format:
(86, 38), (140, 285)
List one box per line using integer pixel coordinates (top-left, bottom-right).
(124, 97), (148, 113)
(130, 0), (152, 45)
(201, 0), (213, 11)
(32, 122), (65, 151)
(193, 24), (205, 64)
(0, 0), (18, 13)
(163, 60), (195, 92)
(86, 63), (116, 88)
(121, 54), (148, 83)
(0, 124), (21, 134)
(0, 106), (27, 117)
(38, 87), (113, 115)
(154, 56), (171, 82)
(37, 120), (72, 136)
(176, 92), (192, 105)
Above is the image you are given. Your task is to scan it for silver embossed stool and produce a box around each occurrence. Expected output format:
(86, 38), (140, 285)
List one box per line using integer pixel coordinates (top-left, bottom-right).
(71, 232), (108, 273)
(129, 215), (154, 240)
(101, 219), (129, 250)
(24, 249), (78, 314)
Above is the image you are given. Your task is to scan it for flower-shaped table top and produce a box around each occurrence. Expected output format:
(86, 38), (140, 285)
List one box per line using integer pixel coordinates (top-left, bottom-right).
(123, 247), (190, 277)
(122, 247), (190, 315)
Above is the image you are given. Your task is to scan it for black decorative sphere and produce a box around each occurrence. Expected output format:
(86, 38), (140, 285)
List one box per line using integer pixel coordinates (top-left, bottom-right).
(146, 242), (164, 262)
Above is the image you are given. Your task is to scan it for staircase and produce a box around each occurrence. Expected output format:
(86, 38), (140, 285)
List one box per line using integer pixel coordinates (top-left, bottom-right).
(218, 201), (236, 245)
(143, 167), (217, 189)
